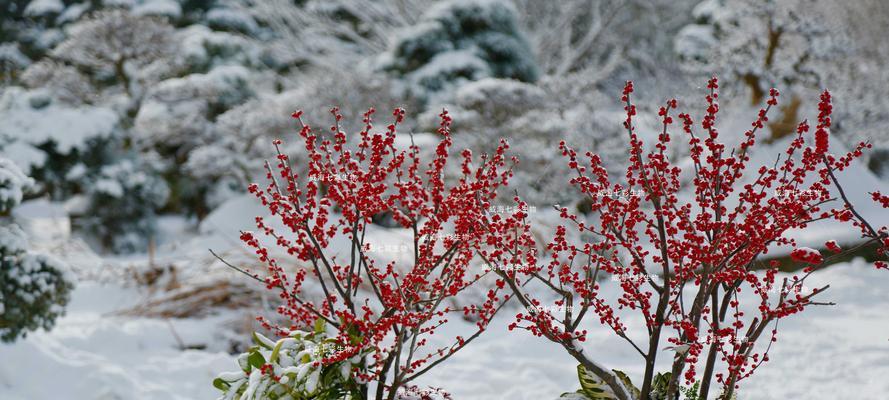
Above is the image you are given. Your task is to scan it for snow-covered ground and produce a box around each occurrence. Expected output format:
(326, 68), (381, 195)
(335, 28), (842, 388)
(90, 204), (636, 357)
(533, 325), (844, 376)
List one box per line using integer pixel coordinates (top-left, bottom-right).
(0, 282), (233, 400)
(2, 257), (887, 399)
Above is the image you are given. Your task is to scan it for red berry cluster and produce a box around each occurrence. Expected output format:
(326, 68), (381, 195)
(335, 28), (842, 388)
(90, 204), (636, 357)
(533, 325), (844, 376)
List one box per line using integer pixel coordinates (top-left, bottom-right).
(481, 77), (887, 397)
(241, 107), (517, 393)
(237, 78), (887, 399)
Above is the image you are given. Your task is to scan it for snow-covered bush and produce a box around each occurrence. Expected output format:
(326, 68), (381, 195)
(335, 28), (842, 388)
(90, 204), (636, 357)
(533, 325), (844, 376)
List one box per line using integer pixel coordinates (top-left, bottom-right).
(183, 67), (417, 215)
(674, 0), (889, 174)
(674, 0), (847, 98)
(513, 0), (696, 105)
(417, 78), (580, 207)
(379, 0), (538, 104)
(178, 89), (293, 215)
(0, 87), (120, 198)
(180, 146), (250, 216)
(205, 6), (260, 36)
(23, 0), (64, 19)
(176, 25), (268, 73)
(134, 65), (254, 152)
(214, 325), (367, 400)
(132, 0), (183, 20)
(132, 65), (255, 216)
(448, 77), (545, 123)
(0, 42), (30, 84)
(20, 60), (96, 105)
(0, 224), (73, 343)
(0, 157), (34, 214)
(40, 9), (177, 102)
(241, 0), (433, 69)
(0, 157), (73, 343)
(82, 157), (170, 253)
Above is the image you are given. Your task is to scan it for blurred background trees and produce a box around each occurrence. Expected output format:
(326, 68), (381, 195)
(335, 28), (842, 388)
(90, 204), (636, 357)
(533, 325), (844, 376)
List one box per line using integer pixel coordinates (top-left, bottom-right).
(1, 0), (887, 254)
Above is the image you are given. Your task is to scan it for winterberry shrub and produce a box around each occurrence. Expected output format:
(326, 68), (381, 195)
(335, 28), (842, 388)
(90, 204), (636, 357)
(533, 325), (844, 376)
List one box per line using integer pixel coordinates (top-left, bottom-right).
(485, 78), (888, 400)
(222, 107), (517, 399)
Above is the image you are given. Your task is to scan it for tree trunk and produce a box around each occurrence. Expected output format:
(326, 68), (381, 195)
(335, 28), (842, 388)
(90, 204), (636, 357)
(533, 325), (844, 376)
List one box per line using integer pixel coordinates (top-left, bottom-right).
(114, 58), (131, 97)
(640, 288), (670, 398)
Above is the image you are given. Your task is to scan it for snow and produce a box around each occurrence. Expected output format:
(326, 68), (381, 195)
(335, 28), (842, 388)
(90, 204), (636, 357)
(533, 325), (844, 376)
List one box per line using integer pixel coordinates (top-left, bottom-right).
(57, 2), (91, 24)
(198, 194), (418, 269)
(132, 0), (182, 19)
(0, 283), (232, 400)
(11, 198), (71, 241)
(407, 47), (492, 102)
(199, 194), (265, 237)
(454, 77), (546, 113)
(205, 8), (260, 35)
(103, 0), (136, 7)
(176, 25), (258, 70)
(691, 0), (731, 22)
(791, 246), (822, 260)
(0, 44), (30, 70)
(0, 157), (34, 212)
(0, 224), (28, 254)
(23, 0), (64, 17)
(674, 24), (716, 61)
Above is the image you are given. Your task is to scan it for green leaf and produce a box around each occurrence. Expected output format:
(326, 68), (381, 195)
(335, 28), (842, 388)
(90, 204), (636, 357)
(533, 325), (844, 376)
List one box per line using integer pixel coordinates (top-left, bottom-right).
(314, 318), (326, 334)
(560, 390), (592, 399)
(680, 381), (701, 400)
(611, 369), (641, 399)
(649, 372), (672, 400)
(247, 349), (266, 370)
(270, 338), (287, 364)
(252, 331), (276, 349)
(577, 364), (617, 400)
(212, 377), (230, 391)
